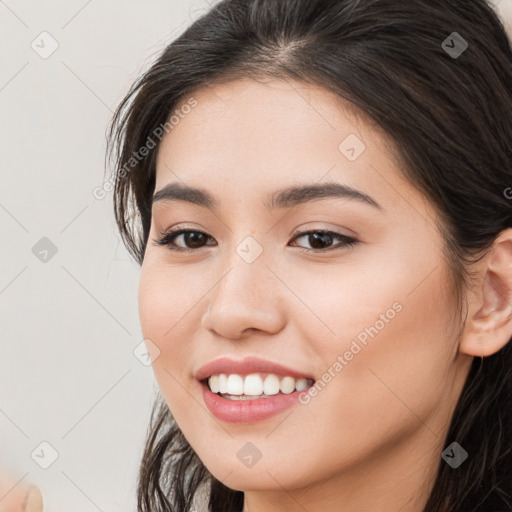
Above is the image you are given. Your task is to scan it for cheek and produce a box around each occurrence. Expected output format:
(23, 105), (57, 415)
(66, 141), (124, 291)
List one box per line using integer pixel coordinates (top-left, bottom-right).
(306, 262), (457, 442)
(138, 253), (204, 344)
(287, 246), (458, 421)
(138, 259), (200, 409)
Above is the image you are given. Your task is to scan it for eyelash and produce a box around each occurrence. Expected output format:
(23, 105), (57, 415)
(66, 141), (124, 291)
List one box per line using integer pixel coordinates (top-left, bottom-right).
(152, 226), (359, 254)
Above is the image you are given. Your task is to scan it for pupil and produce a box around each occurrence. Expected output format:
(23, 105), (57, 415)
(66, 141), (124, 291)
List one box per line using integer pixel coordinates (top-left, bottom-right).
(309, 232), (332, 249)
(186, 232), (205, 248)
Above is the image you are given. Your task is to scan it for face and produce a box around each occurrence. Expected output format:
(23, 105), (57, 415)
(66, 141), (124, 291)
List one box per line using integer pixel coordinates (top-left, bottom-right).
(138, 77), (471, 494)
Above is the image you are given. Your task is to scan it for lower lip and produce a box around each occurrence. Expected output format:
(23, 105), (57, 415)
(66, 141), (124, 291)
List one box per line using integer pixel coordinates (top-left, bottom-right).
(200, 381), (309, 424)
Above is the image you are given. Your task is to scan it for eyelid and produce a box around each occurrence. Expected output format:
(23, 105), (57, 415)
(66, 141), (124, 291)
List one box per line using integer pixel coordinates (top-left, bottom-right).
(291, 224), (356, 239)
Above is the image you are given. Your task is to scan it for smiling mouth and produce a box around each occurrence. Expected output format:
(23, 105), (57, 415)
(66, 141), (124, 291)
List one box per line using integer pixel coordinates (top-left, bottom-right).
(202, 372), (315, 400)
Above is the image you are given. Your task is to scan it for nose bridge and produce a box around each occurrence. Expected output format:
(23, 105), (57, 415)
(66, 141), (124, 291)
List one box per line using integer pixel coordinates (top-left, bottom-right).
(214, 234), (271, 309)
(201, 233), (284, 338)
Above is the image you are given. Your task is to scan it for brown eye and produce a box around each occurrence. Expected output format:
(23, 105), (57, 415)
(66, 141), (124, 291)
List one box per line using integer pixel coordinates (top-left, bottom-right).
(154, 229), (216, 252)
(153, 228), (358, 253)
(290, 230), (358, 252)
(178, 231), (208, 249)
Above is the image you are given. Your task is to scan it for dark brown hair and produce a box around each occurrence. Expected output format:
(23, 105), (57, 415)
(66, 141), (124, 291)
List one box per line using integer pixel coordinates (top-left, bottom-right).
(106, 0), (512, 510)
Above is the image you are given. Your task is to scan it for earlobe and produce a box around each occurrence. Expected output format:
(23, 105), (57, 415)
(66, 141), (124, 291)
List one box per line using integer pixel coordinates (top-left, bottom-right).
(459, 228), (512, 358)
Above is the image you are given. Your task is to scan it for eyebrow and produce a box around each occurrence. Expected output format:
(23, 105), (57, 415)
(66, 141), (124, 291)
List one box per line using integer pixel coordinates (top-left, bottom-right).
(152, 181), (382, 211)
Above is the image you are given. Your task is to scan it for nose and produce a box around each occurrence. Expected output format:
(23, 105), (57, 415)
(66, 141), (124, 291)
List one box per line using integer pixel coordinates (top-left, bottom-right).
(200, 253), (287, 340)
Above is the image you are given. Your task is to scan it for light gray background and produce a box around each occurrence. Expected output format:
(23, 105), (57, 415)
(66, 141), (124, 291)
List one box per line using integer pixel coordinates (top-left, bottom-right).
(0, 1), (511, 511)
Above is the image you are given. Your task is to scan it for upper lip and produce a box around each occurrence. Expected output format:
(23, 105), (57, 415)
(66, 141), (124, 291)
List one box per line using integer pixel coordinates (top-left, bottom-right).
(195, 356), (315, 381)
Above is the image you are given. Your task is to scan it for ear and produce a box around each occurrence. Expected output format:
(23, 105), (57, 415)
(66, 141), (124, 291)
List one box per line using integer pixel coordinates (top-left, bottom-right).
(459, 228), (512, 357)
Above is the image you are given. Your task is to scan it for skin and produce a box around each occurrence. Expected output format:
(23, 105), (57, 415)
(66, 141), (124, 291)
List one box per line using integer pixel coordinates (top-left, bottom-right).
(0, 468), (42, 512)
(138, 77), (512, 512)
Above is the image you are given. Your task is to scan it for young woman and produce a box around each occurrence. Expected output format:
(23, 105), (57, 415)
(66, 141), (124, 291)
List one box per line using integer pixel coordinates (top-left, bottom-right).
(106, 0), (512, 510)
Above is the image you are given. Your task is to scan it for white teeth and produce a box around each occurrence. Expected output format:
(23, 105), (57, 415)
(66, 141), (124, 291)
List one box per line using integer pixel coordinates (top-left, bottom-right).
(218, 374), (228, 394)
(244, 373), (264, 395)
(279, 376), (295, 394)
(226, 374), (244, 395)
(295, 377), (309, 391)
(263, 374), (280, 395)
(209, 375), (219, 393)
(207, 373), (313, 397)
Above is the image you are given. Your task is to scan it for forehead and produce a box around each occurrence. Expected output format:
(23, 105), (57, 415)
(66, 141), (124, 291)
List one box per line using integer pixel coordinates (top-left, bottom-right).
(153, 77), (410, 212)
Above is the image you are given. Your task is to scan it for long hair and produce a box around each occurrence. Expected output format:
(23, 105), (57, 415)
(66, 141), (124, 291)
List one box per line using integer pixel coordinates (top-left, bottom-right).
(105, 1), (512, 510)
